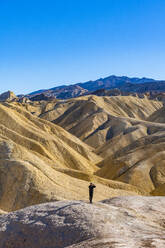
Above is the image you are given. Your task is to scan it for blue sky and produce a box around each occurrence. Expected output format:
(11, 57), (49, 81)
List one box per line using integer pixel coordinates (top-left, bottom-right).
(0, 0), (165, 94)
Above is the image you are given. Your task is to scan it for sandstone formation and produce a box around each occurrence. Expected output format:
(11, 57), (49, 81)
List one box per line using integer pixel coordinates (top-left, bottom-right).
(93, 114), (165, 192)
(6, 95), (165, 196)
(1, 93), (165, 212)
(0, 102), (142, 212)
(37, 95), (165, 195)
(17, 95), (162, 148)
(0, 196), (165, 248)
(25, 94), (165, 196)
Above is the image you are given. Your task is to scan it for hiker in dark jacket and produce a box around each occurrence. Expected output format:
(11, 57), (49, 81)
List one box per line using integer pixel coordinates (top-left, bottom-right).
(89, 183), (96, 203)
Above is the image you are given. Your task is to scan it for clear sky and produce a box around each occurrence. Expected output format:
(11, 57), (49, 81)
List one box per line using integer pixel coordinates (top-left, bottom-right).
(0, 0), (165, 94)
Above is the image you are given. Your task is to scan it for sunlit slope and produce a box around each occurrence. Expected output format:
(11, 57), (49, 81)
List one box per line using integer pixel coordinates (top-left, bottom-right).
(96, 116), (165, 157)
(0, 103), (101, 170)
(0, 103), (141, 211)
(4, 96), (165, 204)
(96, 119), (165, 195)
(95, 104), (165, 196)
(14, 96), (165, 197)
(35, 95), (162, 148)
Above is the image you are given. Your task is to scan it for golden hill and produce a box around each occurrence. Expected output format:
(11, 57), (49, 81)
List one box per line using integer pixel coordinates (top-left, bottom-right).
(95, 117), (165, 194)
(14, 95), (163, 148)
(50, 96), (163, 148)
(89, 100), (165, 195)
(2, 94), (165, 212)
(17, 95), (165, 196)
(0, 102), (142, 212)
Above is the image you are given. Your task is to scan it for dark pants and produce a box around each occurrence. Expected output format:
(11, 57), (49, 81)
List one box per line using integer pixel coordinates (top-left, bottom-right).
(89, 192), (93, 203)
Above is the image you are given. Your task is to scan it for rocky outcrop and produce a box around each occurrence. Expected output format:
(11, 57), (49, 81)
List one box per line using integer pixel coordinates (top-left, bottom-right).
(0, 91), (17, 102)
(0, 196), (165, 248)
(18, 97), (31, 103)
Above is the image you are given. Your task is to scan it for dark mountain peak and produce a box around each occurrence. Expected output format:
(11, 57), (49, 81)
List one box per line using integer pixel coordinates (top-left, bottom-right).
(25, 75), (164, 100)
(30, 93), (55, 101)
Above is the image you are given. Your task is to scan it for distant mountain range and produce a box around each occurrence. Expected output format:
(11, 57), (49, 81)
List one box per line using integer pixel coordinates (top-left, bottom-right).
(23, 75), (165, 100)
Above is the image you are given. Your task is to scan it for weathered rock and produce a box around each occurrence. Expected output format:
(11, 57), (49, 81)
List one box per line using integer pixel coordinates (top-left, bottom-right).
(0, 196), (165, 248)
(0, 91), (17, 102)
(18, 96), (31, 103)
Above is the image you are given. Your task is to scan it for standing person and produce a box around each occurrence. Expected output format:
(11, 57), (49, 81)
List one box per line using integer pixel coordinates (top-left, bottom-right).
(89, 183), (96, 204)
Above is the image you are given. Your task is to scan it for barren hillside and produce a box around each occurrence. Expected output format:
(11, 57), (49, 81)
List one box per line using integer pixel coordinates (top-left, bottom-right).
(0, 102), (141, 212)
(18, 95), (165, 196)
(1, 94), (165, 213)
(15, 95), (163, 148)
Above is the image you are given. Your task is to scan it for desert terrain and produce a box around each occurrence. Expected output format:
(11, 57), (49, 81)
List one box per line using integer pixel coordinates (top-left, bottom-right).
(0, 92), (165, 247)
